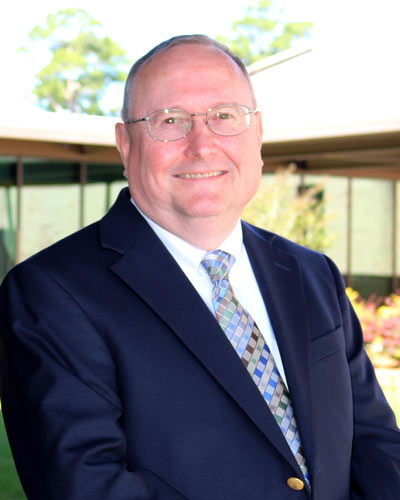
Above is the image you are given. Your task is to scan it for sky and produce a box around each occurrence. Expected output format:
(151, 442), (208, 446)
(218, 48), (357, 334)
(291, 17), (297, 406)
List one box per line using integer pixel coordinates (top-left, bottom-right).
(1, 0), (399, 115)
(1, 0), (315, 112)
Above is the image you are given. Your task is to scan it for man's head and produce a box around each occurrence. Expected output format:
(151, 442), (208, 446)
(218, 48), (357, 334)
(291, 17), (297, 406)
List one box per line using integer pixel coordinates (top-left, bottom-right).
(115, 35), (264, 248)
(121, 35), (256, 123)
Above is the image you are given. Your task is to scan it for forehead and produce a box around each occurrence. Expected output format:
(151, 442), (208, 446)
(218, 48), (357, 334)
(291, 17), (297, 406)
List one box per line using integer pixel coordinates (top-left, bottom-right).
(130, 45), (254, 113)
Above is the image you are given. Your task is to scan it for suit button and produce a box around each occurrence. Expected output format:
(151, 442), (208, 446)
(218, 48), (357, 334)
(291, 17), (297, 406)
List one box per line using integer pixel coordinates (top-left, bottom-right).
(287, 477), (304, 490)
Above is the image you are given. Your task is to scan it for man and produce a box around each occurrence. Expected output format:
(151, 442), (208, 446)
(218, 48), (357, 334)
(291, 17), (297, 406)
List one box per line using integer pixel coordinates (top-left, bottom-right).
(0, 35), (399, 500)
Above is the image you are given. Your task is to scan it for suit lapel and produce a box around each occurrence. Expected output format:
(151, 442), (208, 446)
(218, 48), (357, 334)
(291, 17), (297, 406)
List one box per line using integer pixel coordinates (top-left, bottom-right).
(100, 190), (313, 475)
(243, 222), (315, 471)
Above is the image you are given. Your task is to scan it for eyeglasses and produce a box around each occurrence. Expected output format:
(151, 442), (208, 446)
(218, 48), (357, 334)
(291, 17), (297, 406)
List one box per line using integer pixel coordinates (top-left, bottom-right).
(124, 104), (256, 142)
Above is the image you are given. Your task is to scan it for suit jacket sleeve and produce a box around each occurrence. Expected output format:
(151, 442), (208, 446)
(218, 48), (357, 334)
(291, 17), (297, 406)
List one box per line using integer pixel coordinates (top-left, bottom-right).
(0, 261), (187, 500)
(325, 257), (400, 498)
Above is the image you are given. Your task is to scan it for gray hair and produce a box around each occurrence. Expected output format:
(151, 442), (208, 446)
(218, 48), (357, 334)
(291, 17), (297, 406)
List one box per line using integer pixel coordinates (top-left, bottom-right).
(121, 34), (254, 123)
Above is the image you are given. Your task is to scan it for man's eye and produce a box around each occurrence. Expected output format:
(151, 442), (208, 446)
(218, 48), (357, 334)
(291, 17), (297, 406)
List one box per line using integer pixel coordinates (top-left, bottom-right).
(164, 117), (178, 125)
(216, 113), (232, 120)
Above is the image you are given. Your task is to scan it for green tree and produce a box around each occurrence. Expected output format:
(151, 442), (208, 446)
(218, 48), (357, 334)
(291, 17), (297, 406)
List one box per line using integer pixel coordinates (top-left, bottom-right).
(242, 166), (335, 253)
(218, 0), (312, 65)
(23, 8), (128, 115)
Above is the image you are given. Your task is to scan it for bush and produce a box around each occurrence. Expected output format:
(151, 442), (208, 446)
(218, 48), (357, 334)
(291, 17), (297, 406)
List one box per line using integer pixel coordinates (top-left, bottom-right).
(242, 165), (335, 253)
(346, 287), (400, 366)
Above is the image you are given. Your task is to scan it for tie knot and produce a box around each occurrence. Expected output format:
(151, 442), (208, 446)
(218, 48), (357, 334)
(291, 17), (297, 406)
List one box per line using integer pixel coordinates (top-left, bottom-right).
(201, 249), (234, 283)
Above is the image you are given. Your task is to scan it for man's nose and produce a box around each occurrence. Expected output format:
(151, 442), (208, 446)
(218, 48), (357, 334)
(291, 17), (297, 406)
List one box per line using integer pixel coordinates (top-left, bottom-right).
(186, 114), (216, 154)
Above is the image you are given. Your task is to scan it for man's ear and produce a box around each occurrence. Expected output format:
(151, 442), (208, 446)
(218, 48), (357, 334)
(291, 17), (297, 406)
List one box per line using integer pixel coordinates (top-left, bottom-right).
(255, 111), (263, 150)
(115, 123), (131, 167)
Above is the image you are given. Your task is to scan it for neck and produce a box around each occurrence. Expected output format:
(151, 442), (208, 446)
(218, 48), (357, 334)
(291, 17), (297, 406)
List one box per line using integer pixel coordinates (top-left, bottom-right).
(168, 217), (238, 250)
(130, 196), (242, 250)
(135, 206), (239, 251)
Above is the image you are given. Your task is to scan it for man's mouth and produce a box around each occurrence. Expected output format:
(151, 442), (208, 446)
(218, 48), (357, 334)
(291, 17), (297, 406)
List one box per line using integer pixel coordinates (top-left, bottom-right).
(176, 170), (224, 179)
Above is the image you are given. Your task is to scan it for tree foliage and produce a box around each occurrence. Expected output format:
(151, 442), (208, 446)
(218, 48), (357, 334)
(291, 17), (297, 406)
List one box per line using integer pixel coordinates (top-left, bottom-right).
(24, 8), (128, 115)
(242, 166), (335, 253)
(217, 0), (312, 65)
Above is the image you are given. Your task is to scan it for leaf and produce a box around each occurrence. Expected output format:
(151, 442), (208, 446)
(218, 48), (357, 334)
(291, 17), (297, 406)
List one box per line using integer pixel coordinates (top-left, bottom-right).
(24, 8), (128, 115)
(217, 0), (312, 65)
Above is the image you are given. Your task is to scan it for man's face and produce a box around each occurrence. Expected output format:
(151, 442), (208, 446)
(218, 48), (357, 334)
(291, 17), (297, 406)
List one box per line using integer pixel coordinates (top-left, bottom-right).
(116, 44), (263, 242)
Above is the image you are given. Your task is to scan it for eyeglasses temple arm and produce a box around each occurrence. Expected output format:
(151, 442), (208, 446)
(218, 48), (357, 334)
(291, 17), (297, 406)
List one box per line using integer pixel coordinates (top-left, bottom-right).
(125, 118), (147, 124)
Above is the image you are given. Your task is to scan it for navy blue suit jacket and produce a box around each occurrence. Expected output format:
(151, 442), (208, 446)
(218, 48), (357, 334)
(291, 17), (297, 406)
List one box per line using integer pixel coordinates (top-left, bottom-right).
(1, 187), (399, 499)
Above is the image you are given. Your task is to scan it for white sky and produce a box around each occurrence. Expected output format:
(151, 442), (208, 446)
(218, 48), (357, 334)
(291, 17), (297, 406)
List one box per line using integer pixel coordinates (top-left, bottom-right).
(1, 0), (399, 114)
(0, 0), (315, 112)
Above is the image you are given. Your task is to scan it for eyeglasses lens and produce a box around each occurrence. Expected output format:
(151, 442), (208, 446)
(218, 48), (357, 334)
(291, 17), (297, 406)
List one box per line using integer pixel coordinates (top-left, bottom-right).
(148, 110), (191, 141)
(207, 105), (250, 136)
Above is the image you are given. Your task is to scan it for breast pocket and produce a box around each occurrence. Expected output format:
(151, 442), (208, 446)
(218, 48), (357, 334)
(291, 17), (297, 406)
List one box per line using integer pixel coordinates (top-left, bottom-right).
(310, 325), (346, 363)
(310, 325), (353, 458)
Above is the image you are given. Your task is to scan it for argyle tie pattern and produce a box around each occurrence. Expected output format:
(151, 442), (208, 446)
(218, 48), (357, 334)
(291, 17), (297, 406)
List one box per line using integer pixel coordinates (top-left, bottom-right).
(201, 249), (309, 485)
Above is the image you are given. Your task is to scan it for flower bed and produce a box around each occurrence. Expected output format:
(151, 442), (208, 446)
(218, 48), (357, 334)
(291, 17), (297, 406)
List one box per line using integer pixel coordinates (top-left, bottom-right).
(346, 288), (400, 368)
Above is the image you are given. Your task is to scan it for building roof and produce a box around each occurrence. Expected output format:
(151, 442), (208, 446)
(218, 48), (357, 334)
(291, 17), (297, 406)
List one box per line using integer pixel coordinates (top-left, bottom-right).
(0, 111), (120, 165)
(248, 44), (400, 178)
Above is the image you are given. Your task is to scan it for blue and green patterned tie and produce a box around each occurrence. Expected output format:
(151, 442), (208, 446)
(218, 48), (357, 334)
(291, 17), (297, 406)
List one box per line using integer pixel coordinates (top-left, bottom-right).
(201, 249), (309, 485)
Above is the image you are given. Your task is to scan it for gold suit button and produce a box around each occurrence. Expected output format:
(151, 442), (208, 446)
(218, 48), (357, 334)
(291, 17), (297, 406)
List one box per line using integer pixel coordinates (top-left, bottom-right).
(287, 477), (305, 490)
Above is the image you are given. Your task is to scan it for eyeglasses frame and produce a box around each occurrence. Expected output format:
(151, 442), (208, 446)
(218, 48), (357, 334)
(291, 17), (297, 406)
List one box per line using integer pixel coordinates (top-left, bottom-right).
(124, 103), (257, 142)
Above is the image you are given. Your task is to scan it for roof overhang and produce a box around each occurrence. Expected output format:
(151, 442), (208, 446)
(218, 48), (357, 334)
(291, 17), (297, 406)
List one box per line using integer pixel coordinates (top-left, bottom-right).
(249, 45), (400, 179)
(260, 126), (400, 179)
(0, 111), (121, 163)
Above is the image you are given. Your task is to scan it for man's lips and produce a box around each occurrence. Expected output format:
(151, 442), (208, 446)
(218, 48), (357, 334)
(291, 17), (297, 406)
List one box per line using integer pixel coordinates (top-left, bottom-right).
(175, 170), (225, 179)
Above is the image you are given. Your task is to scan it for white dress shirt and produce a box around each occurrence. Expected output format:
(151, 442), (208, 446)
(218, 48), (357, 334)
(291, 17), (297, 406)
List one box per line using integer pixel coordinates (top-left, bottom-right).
(132, 200), (289, 388)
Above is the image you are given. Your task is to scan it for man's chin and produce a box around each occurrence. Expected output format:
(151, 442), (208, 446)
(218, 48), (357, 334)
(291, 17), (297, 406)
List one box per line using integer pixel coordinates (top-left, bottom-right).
(178, 201), (241, 223)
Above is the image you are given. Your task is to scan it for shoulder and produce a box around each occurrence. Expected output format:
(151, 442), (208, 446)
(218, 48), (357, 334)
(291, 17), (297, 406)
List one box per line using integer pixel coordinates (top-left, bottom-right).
(8, 220), (101, 279)
(0, 221), (104, 319)
(1, 187), (134, 285)
(242, 220), (345, 294)
(242, 220), (325, 262)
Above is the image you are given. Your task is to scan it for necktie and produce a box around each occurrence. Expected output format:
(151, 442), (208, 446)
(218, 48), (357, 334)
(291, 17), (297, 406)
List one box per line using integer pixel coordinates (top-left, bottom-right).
(201, 249), (309, 485)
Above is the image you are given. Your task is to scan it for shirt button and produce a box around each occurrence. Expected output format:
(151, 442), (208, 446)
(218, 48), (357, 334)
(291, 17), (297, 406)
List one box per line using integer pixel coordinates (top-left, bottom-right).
(287, 477), (305, 490)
